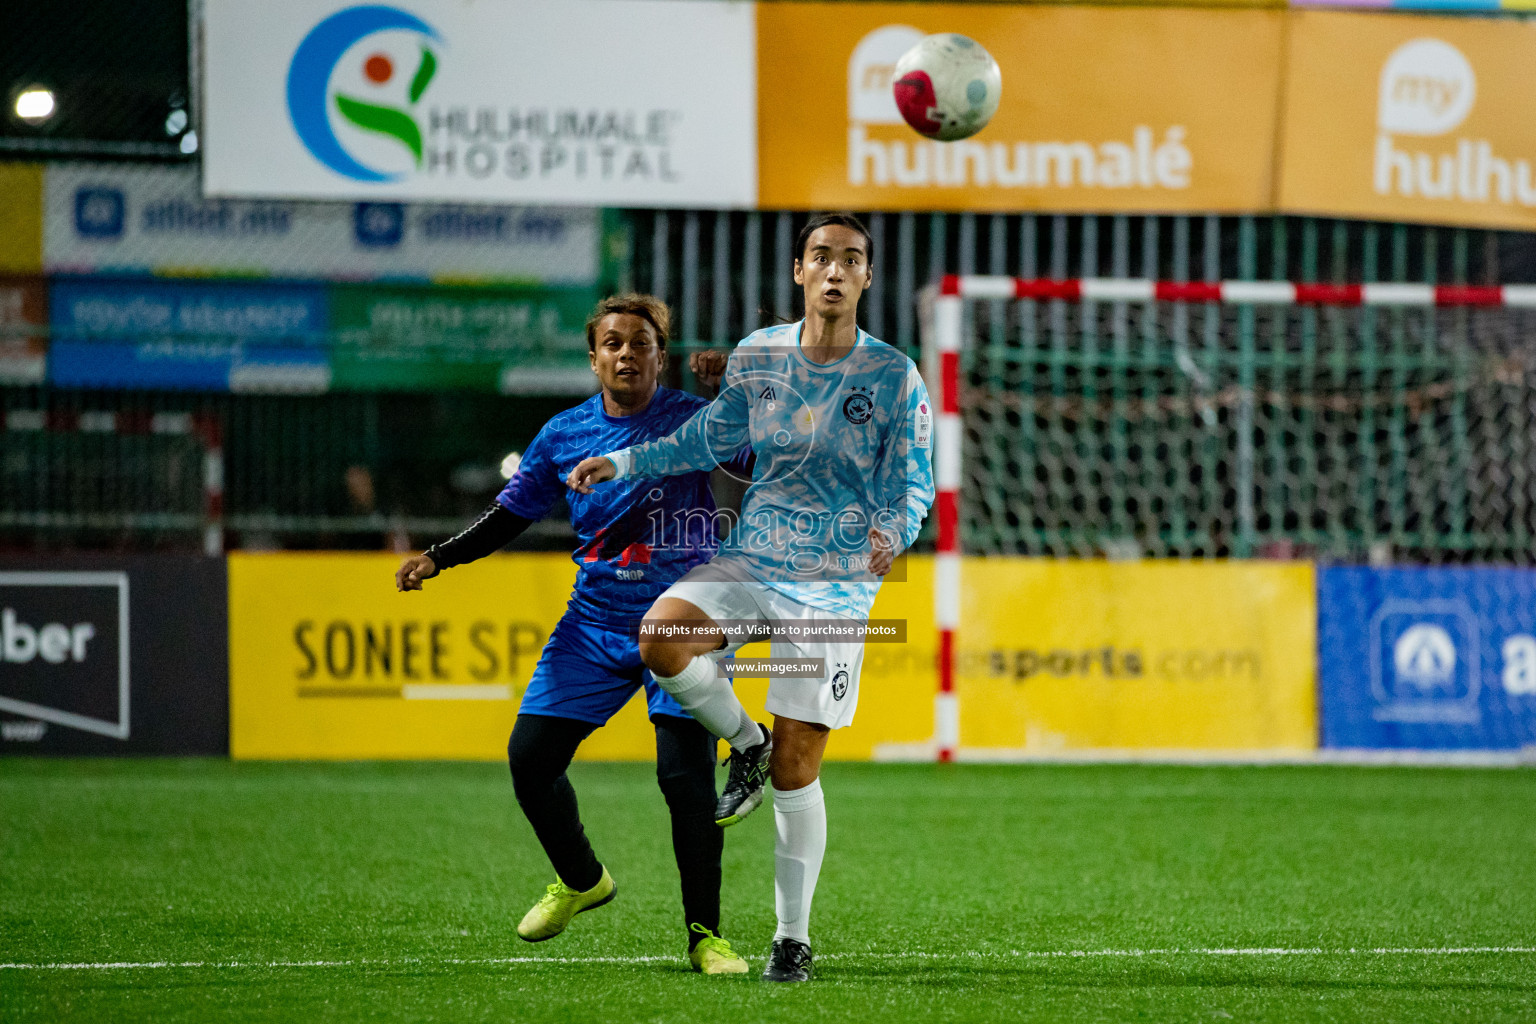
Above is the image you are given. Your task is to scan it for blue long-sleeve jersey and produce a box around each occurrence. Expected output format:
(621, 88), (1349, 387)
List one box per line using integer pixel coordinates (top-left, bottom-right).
(608, 324), (936, 619)
(497, 386), (747, 626)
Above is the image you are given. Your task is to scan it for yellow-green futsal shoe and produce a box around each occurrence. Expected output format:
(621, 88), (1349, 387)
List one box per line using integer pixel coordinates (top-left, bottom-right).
(688, 924), (749, 975)
(516, 866), (617, 942)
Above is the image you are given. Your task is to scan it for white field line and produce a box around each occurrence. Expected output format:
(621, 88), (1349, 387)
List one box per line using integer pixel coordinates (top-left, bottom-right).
(4, 947), (1534, 971)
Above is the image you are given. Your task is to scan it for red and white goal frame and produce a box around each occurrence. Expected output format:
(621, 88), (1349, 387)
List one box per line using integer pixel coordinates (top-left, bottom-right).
(919, 273), (1536, 762)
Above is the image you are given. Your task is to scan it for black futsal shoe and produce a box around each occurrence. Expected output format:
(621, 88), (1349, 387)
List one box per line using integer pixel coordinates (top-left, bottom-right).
(715, 723), (772, 826)
(761, 937), (813, 982)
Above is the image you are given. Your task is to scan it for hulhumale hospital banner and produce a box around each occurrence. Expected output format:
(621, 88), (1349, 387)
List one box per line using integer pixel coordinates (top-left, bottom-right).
(201, 0), (757, 207)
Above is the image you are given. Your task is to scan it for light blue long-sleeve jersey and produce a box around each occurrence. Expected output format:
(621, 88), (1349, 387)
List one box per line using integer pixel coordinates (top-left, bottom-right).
(607, 323), (935, 619)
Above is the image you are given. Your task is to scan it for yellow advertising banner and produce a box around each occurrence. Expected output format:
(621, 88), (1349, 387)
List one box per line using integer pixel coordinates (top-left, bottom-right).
(227, 552), (935, 761)
(953, 560), (1316, 753)
(230, 553), (1314, 761)
(757, 4), (1284, 213)
(1279, 11), (1536, 230)
(0, 164), (43, 274)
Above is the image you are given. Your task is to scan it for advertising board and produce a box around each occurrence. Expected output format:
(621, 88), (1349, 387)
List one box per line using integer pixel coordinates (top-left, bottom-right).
(48, 278), (331, 393)
(202, 0), (756, 207)
(1280, 11), (1536, 230)
(228, 552), (937, 760)
(46, 162), (599, 284)
(230, 554), (1315, 760)
(1318, 567), (1536, 750)
(328, 282), (597, 394)
(953, 560), (1317, 753)
(0, 555), (228, 755)
(759, 4), (1284, 213)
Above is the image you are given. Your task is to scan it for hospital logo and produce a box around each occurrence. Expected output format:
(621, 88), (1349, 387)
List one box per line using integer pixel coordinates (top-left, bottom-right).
(287, 5), (443, 183)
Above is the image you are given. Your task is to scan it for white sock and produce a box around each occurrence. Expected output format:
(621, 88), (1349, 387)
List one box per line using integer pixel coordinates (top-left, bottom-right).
(653, 655), (760, 751)
(771, 779), (826, 945)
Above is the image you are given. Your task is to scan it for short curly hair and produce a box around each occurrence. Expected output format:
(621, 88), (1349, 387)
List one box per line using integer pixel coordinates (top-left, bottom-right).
(585, 293), (671, 352)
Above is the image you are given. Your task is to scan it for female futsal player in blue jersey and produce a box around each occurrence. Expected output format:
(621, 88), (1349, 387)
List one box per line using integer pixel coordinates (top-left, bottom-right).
(395, 294), (749, 975)
(568, 215), (936, 982)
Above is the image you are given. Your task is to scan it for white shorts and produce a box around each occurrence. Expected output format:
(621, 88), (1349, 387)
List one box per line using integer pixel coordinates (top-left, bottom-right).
(662, 564), (866, 730)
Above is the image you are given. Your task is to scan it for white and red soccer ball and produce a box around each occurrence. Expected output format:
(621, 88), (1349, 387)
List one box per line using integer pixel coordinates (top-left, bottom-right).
(892, 33), (1002, 143)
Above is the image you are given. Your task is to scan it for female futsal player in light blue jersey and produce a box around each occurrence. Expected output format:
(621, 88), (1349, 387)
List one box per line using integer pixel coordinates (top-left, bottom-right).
(568, 213), (936, 981)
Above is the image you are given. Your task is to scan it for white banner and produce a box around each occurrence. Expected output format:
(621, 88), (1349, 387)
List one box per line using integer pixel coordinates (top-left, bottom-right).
(45, 163), (599, 283)
(201, 0), (756, 207)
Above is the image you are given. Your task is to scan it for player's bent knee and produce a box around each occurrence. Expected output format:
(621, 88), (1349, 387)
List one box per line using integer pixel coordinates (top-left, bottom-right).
(638, 634), (689, 678)
(638, 599), (722, 677)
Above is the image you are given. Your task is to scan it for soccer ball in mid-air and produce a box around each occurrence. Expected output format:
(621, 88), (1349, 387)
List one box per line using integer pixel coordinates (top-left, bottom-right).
(892, 33), (1002, 142)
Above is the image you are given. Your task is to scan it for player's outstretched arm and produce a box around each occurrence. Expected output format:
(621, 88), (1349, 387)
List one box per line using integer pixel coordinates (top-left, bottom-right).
(395, 503), (537, 593)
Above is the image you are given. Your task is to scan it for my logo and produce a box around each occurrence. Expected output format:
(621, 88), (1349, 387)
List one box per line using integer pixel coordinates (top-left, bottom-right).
(1377, 38), (1476, 137)
(848, 25), (925, 125)
(831, 668), (850, 701)
(286, 5), (443, 183)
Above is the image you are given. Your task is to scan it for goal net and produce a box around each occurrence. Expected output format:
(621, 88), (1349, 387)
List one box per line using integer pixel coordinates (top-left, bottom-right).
(918, 276), (1536, 760)
(929, 277), (1536, 564)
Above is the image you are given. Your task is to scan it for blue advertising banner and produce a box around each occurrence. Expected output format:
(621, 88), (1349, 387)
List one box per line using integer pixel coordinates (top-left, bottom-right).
(48, 278), (331, 392)
(45, 164), (600, 284)
(1318, 567), (1536, 750)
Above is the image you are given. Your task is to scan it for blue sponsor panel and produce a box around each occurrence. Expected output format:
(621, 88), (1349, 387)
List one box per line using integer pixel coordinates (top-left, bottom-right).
(47, 278), (329, 392)
(1318, 567), (1536, 750)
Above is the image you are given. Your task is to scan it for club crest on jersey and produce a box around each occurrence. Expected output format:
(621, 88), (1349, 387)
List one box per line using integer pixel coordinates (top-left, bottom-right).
(759, 385), (777, 402)
(842, 386), (874, 425)
(831, 667), (850, 700)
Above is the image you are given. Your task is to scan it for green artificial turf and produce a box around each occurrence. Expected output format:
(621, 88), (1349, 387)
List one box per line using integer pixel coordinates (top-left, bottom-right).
(2, 759), (1533, 1023)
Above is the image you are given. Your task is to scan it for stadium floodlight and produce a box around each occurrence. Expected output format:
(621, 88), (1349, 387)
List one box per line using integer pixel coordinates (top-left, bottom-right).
(920, 272), (1536, 763)
(14, 87), (55, 123)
